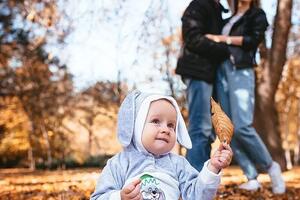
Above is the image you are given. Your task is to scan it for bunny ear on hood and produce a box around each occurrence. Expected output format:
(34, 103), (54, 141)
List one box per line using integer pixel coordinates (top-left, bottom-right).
(117, 89), (141, 147)
(165, 97), (192, 149)
(177, 115), (192, 149)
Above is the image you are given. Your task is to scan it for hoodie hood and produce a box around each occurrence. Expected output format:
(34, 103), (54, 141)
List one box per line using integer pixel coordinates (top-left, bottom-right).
(117, 90), (192, 154)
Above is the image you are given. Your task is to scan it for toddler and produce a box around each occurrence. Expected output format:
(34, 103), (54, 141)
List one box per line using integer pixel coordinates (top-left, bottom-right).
(90, 90), (232, 200)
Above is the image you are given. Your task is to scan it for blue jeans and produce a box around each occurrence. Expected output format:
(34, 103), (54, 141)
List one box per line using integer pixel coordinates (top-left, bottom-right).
(185, 79), (215, 171)
(216, 60), (273, 179)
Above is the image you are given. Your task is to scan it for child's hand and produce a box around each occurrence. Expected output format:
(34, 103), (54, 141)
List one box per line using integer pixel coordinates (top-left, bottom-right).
(120, 179), (142, 200)
(208, 142), (233, 174)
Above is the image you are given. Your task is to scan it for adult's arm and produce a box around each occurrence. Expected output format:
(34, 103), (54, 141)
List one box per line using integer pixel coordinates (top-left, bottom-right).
(205, 9), (268, 50)
(182, 0), (229, 59)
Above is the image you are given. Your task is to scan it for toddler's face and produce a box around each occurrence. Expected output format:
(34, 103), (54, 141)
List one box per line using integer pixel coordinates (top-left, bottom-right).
(141, 99), (177, 155)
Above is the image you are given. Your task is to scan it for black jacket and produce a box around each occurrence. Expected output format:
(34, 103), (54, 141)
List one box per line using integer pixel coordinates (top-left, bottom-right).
(227, 7), (268, 68)
(175, 0), (229, 83)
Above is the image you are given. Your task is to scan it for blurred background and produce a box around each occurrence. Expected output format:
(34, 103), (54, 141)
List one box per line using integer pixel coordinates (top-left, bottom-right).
(0, 0), (300, 199)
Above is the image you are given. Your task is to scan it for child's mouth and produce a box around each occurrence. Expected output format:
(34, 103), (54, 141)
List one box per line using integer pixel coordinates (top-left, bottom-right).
(156, 138), (169, 143)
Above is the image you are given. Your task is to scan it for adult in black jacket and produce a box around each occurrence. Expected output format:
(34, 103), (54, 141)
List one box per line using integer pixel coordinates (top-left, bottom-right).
(175, 0), (229, 171)
(205, 0), (285, 194)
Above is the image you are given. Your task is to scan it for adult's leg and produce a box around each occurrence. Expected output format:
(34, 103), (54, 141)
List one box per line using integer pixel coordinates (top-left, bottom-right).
(185, 79), (214, 171)
(225, 63), (272, 171)
(226, 64), (285, 194)
(216, 60), (258, 180)
(226, 64), (285, 193)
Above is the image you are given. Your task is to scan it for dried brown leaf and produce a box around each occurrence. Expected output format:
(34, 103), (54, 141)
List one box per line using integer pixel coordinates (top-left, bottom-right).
(211, 97), (234, 144)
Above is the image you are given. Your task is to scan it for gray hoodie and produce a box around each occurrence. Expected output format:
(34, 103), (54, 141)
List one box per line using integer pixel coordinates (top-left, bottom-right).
(90, 90), (221, 200)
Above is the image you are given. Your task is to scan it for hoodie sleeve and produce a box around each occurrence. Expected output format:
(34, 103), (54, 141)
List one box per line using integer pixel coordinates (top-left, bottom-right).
(90, 154), (125, 200)
(175, 156), (221, 200)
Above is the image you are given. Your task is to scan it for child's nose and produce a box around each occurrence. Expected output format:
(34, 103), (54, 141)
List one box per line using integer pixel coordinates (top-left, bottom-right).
(160, 124), (170, 134)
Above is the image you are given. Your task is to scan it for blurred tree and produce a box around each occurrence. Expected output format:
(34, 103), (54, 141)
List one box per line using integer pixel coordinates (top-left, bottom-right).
(0, 97), (30, 167)
(273, 2), (300, 168)
(0, 0), (73, 169)
(276, 57), (300, 169)
(254, 0), (293, 169)
(75, 81), (125, 155)
(78, 0), (187, 96)
(135, 1), (186, 97)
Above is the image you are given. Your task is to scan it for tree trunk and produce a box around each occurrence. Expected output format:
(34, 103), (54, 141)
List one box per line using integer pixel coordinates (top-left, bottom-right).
(165, 45), (175, 97)
(296, 100), (300, 164)
(41, 123), (52, 169)
(27, 120), (36, 170)
(254, 0), (293, 170)
(79, 118), (93, 155)
(88, 129), (93, 154)
(28, 146), (35, 170)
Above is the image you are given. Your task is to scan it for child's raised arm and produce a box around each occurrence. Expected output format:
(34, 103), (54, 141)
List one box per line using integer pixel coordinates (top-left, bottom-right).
(175, 155), (221, 200)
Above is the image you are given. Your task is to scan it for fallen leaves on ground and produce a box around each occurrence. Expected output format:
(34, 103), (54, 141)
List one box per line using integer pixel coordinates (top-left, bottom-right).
(0, 168), (98, 200)
(0, 166), (300, 199)
(217, 166), (300, 200)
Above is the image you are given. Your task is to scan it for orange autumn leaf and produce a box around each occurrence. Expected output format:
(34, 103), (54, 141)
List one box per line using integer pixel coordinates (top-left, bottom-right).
(210, 97), (234, 144)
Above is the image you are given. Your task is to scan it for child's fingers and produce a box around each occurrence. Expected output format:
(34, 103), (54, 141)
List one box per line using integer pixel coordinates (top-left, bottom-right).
(222, 149), (233, 158)
(221, 149), (232, 154)
(213, 150), (221, 156)
(123, 179), (141, 194)
(131, 193), (142, 200)
(217, 143), (224, 151)
(217, 142), (230, 152)
(221, 143), (232, 152)
(221, 150), (232, 159)
(214, 149), (231, 157)
(218, 155), (229, 163)
(123, 185), (134, 194)
(132, 178), (141, 187)
(126, 183), (141, 199)
(218, 153), (232, 165)
(214, 151), (231, 160)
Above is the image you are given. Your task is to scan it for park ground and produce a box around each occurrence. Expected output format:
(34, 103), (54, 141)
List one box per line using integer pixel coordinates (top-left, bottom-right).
(0, 166), (300, 200)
